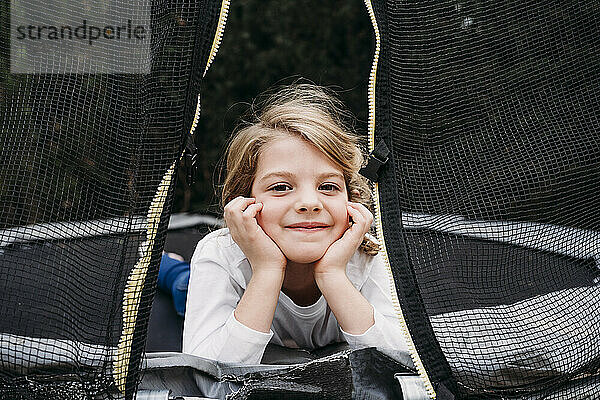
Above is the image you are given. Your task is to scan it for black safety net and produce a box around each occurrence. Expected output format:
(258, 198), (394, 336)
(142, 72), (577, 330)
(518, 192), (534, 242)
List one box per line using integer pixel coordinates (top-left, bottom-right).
(0, 0), (225, 398)
(370, 0), (599, 398)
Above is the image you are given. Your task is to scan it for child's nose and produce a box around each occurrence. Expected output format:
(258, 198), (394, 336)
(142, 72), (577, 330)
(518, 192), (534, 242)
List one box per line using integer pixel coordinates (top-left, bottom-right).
(295, 190), (322, 212)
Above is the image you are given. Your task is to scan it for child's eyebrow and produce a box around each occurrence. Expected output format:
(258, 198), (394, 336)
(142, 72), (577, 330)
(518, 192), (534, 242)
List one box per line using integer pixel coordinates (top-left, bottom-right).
(318, 172), (345, 180)
(257, 171), (344, 182)
(257, 171), (295, 182)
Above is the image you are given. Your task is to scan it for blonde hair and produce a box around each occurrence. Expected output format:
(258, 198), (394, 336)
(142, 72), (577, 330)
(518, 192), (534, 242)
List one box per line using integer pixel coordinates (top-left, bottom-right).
(221, 84), (378, 255)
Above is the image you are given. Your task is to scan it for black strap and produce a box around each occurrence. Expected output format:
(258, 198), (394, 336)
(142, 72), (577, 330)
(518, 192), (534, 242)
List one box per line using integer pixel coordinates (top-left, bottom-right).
(359, 140), (390, 182)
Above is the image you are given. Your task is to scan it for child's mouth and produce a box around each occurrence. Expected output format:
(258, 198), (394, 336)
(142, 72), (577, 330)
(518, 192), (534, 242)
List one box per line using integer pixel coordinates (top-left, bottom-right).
(285, 222), (330, 230)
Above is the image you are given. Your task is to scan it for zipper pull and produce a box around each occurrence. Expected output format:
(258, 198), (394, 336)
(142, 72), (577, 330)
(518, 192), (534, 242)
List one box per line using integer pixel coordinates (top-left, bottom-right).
(359, 139), (390, 182)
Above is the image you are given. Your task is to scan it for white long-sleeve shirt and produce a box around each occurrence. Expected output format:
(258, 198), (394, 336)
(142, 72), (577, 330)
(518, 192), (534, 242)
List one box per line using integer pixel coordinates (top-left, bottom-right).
(182, 228), (408, 364)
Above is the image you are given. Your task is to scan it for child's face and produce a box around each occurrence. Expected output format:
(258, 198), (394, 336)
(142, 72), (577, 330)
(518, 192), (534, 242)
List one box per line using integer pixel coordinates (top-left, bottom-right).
(250, 136), (350, 264)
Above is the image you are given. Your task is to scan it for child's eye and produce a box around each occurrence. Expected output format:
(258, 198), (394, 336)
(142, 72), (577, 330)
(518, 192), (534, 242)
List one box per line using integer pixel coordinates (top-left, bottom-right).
(319, 183), (340, 192)
(269, 183), (292, 192)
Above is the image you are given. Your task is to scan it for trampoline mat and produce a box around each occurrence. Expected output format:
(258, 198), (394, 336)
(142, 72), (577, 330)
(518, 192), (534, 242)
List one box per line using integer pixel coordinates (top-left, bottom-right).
(404, 229), (598, 316)
(0, 233), (142, 344)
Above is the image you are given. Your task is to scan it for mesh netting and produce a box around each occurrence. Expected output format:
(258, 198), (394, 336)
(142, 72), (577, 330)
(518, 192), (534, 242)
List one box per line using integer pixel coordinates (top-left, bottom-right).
(0, 0), (224, 398)
(370, 0), (599, 398)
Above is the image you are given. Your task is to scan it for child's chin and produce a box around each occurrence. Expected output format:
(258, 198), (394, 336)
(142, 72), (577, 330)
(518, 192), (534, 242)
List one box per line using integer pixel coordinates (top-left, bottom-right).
(284, 249), (326, 265)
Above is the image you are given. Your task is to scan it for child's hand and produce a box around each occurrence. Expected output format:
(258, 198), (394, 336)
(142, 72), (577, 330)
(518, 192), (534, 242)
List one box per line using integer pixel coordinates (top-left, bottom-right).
(313, 202), (373, 279)
(224, 196), (287, 274)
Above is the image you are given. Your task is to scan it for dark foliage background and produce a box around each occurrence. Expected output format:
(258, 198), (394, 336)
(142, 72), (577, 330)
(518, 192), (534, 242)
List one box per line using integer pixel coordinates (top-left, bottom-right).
(172, 0), (374, 215)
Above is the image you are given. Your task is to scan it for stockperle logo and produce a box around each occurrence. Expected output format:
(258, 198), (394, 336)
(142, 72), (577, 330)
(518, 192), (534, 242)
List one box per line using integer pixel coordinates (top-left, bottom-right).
(11, 0), (151, 74)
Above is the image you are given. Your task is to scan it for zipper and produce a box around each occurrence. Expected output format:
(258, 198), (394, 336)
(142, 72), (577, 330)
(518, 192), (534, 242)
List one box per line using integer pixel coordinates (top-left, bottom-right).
(362, 0), (436, 398)
(182, 0), (230, 176)
(113, 0), (231, 392)
(203, 0), (230, 78)
(190, 0), (231, 144)
(191, 0), (231, 140)
(114, 160), (177, 393)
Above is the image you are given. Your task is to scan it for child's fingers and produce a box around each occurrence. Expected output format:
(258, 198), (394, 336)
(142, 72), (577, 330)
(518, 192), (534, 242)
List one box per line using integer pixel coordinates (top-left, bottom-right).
(224, 197), (255, 220)
(238, 208), (263, 237)
(347, 203), (372, 236)
(319, 204), (371, 267)
(242, 203), (263, 220)
(348, 202), (373, 225)
(228, 200), (267, 240)
(224, 196), (255, 213)
(344, 206), (363, 243)
(347, 204), (365, 229)
(224, 197), (258, 233)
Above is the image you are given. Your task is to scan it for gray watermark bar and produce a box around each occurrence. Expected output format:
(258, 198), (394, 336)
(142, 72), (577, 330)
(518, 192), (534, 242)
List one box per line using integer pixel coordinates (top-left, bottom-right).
(10, 0), (151, 74)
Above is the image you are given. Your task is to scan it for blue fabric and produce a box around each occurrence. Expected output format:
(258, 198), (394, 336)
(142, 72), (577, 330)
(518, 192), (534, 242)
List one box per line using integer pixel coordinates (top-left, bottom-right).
(158, 253), (190, 316)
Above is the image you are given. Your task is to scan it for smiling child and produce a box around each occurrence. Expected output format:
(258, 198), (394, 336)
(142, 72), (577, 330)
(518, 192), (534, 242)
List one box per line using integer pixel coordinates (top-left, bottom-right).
(182, 84), (408, 364)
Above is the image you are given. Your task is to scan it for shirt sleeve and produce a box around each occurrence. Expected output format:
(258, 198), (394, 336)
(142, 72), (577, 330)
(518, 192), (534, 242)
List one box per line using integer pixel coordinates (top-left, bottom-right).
(182, 236), (273, 364)
(340, 253), (409, 353)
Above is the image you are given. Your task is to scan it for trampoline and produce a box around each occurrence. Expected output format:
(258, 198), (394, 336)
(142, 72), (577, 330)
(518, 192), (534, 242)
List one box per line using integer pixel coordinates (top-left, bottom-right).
(2, 0), (599, 398)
